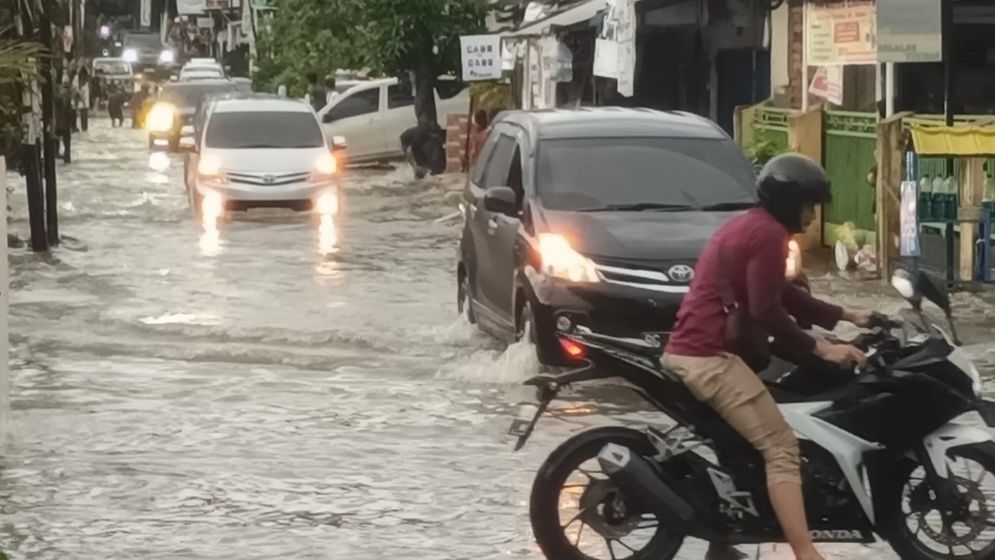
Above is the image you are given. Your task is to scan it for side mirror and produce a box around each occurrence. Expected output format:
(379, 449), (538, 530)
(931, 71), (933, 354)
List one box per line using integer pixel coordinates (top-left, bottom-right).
(483, 186), (518, 216)
(331, 135), (347, 151)
(915, 270), (951, 314)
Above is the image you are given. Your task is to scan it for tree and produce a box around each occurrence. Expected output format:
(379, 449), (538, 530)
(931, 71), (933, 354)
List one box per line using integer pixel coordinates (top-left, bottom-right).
(253, 0), (366, 97)
(0, 30), (46, 165)
(356, 0), (488, 122)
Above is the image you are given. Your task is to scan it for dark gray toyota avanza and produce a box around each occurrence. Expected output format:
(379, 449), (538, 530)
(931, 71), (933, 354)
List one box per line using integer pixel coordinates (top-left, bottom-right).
(456, 107), (760, 366)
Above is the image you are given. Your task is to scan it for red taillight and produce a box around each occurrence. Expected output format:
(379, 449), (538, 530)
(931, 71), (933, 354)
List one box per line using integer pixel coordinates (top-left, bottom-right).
(559, 338), (586, 360)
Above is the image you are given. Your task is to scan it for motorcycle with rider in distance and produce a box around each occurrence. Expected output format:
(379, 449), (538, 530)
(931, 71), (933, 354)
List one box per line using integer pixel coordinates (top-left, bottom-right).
(510, 269), (995, 560)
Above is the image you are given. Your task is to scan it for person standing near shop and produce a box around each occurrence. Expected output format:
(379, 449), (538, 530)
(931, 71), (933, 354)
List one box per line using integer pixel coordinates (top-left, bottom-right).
(76, 66), (91, 132)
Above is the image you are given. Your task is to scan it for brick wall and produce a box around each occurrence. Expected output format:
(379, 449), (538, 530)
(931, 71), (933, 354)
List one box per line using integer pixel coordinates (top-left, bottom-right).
(446, 113), (470, 174)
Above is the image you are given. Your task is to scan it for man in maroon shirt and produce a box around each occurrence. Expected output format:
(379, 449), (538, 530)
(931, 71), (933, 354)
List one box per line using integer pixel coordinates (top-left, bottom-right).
(664, 154), (868, 560)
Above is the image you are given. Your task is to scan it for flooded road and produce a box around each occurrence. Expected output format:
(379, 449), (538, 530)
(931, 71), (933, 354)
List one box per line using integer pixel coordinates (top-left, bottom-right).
(2, 119), (994, 559)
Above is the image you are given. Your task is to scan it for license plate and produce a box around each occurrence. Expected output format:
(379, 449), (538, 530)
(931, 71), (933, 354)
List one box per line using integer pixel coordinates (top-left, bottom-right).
(509, 403), (540, 437)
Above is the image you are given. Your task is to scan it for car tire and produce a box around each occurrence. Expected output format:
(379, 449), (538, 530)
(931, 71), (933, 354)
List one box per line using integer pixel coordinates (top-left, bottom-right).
(458, 275), (476, 324)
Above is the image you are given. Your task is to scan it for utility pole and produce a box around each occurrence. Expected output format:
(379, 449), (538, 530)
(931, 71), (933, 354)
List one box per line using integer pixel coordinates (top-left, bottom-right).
(39, 0), (59, 246)
(17, 0), (49, 252)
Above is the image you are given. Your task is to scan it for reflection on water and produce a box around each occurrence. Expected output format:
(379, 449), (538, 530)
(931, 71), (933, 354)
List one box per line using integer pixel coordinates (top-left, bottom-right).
(148, 152), (170, 173)
(318, 214), (338, 256)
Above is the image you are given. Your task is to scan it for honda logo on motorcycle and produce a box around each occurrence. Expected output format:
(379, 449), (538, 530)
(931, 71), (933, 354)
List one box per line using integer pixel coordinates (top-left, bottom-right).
(667, 264), (694, 283)
(810, 529), (863, 540)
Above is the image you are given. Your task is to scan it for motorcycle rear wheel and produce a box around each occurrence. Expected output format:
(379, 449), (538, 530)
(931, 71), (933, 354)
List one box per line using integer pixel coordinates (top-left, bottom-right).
(530, 427), (685, 560)
(883, 442), (995, 560)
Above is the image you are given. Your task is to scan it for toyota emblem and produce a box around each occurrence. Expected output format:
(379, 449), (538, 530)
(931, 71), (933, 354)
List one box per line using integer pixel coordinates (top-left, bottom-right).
(668, 264), (695, 283)
(262, 174), (276, 184)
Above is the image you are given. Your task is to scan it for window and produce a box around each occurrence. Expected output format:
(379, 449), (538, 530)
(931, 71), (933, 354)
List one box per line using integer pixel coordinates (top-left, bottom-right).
(481, 135), (517, 189)
(324, 88), (379, 122)
(536, 137), (756, 211)
(470, 133), (498, 184)
(387, 84), (415, 109)
(159, 83), (240, 111)
(205, 112), (324, 149)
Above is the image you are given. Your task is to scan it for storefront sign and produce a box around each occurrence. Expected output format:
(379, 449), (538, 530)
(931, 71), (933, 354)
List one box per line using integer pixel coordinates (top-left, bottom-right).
(615, 0), (636, 96)
(593, 0), (619, 80)
(460, 35), (501, 81)
(900, 180), (922, 257)
(805, 1), (876, 66)
(808, 65), (844, 105)
(177, 0), (208, 15)
(877, 0), (942, 63)
(197, 17), (213, 28)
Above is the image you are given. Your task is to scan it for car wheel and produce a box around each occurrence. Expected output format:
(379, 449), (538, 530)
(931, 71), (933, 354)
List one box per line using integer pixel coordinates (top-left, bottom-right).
(458, 275), (476, 324)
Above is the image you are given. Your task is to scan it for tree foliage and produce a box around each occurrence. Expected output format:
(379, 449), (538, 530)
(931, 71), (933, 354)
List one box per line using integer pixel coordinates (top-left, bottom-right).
(253, 0), (366, 97)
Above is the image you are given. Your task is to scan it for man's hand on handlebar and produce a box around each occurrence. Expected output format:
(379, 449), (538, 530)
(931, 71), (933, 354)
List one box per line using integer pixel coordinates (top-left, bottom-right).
(842, 309), (874, 328)
(815, 338), (868, 368)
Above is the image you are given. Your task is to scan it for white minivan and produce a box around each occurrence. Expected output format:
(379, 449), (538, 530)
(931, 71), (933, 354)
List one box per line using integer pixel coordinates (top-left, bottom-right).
(317, 77), (469, 163)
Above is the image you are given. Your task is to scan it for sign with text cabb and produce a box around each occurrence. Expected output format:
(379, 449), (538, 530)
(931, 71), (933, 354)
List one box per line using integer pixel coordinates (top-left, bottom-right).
(460, 35), (502, 81)
(877, 0), (942, 63)
(806, 1), (877, 66)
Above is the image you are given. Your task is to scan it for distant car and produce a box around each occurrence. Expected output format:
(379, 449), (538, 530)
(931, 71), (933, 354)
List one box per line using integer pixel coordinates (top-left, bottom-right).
(317, 77), (468, 163)
(120, 31), (176, 76)
(183, 96), (341, 216)
(179, 59), (225, 81)
(91, 57), (135, 105)
(457, 108), (761, 366)
(146, 79), (241, 151)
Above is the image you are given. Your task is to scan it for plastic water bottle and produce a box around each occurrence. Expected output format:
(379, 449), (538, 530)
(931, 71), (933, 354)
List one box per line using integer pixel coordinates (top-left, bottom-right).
(932, 175), (948, 221)
(944, 175), (959, 221)
(919, 174), (934, 221)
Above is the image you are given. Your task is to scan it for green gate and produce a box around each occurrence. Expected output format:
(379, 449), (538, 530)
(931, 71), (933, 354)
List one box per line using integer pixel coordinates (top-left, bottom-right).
(823, 111), (878, 246)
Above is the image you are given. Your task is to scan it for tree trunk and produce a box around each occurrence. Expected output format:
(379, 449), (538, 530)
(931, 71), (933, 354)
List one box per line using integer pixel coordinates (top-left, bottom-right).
(413, 59), (437, 124)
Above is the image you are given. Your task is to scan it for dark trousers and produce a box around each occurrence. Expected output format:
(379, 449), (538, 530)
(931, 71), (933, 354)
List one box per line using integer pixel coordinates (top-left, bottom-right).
(79, 109), (88, 132)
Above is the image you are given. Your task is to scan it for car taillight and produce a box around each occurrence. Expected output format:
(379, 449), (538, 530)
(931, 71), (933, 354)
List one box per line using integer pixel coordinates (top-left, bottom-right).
(558, 338), (586, 361)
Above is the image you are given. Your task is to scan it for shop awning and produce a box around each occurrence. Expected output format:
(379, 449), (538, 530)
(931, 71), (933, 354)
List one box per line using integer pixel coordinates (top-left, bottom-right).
(911, 125), (995, 156)
(504, 0), (606, 38)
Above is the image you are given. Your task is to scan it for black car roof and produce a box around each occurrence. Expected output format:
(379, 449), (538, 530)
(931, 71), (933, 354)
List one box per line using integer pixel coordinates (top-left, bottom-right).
(500, 107), (729, 141)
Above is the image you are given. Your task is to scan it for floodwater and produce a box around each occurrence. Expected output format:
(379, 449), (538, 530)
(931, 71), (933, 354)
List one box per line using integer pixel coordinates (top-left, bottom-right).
(2, 119), (994, 559)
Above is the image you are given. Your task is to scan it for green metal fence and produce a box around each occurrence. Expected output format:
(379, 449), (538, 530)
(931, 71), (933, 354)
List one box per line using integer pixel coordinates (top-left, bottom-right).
(823, 111), (878, 240)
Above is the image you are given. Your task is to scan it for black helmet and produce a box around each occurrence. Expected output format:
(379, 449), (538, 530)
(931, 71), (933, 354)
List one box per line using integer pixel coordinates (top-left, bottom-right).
(757, 153), (831, 233)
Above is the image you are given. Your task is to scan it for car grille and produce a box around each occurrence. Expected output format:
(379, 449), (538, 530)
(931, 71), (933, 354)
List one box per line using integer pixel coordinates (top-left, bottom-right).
(226, 171), (311, 186)
(591, 259), (695, 294)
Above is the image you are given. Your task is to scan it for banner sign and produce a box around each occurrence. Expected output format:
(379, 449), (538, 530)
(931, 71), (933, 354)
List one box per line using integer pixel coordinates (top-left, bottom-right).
(806, 1), (877, 66)
(877, 0), (942, 63)
(177, 0), (208, 15)
(460, 35), (502, 81)
(900, 180), (922, 257)
(808, 65), (844, 105)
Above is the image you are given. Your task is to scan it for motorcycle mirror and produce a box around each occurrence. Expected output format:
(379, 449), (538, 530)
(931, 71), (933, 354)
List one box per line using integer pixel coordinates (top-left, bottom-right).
(914, 270), (952, 315)
(891, 269), (920, 309)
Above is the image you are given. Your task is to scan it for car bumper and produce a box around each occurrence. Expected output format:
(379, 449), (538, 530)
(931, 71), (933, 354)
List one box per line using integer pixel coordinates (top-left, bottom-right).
(194, 180), (336, 208)
(528, 274), (687, 363)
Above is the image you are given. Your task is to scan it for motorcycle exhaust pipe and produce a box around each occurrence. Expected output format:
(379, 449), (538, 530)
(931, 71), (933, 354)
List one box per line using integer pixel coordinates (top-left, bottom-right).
(597, 443), (696, 533)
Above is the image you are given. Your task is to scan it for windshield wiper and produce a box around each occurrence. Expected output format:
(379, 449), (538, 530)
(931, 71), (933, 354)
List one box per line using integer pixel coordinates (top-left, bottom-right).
(696, 201), (757, 212)
(576, 203), (694, 212)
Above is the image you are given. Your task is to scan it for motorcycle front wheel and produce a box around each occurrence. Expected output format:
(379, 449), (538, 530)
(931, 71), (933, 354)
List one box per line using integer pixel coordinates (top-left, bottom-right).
(529, 427), (685, 560)
(883, 442), (995, 560)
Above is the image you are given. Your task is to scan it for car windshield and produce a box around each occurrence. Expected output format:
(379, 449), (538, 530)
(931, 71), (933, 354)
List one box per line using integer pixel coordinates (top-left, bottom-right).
(124, 34), (161, 48)
(94, 61), (131, 75)
(205, 111), (324, 149)
(159, 84), (239, 110)
(536, 137), (757, 211)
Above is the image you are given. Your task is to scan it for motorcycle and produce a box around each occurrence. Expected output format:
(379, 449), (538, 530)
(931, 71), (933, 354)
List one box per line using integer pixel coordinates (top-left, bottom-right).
(512, 269), (995, 560)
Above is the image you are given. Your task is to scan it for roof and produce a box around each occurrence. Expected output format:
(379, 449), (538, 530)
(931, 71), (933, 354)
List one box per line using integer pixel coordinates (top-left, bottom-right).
(504, 0), (604, 38)
(162, 79), (237, 90)
(212, 97), (312, 113)
(502, 107), (728, 140)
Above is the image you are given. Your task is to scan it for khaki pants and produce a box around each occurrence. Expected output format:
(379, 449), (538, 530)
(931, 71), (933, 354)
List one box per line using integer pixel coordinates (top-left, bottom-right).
(662, 352), (801, 487)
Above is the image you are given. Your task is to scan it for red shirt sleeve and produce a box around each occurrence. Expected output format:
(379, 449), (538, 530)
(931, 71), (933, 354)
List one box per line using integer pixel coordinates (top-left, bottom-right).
(782, 282), (843, 330)
(744, 227), (818, 353)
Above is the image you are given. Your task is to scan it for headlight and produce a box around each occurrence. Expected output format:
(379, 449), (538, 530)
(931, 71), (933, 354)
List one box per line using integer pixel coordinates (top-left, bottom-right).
(145, 103), (175, 132)
(786, 239), (802, 279)
(538, 233), (600, 283)
(197, 154), (226, 184)
(122, 49), (138, 63)
(315, 153), (338, 175)
(159, 50), (175, 64)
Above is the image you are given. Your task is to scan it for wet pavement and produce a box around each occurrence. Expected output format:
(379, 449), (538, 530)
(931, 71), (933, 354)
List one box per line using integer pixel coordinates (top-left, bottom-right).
(2, 118), (994, 559)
